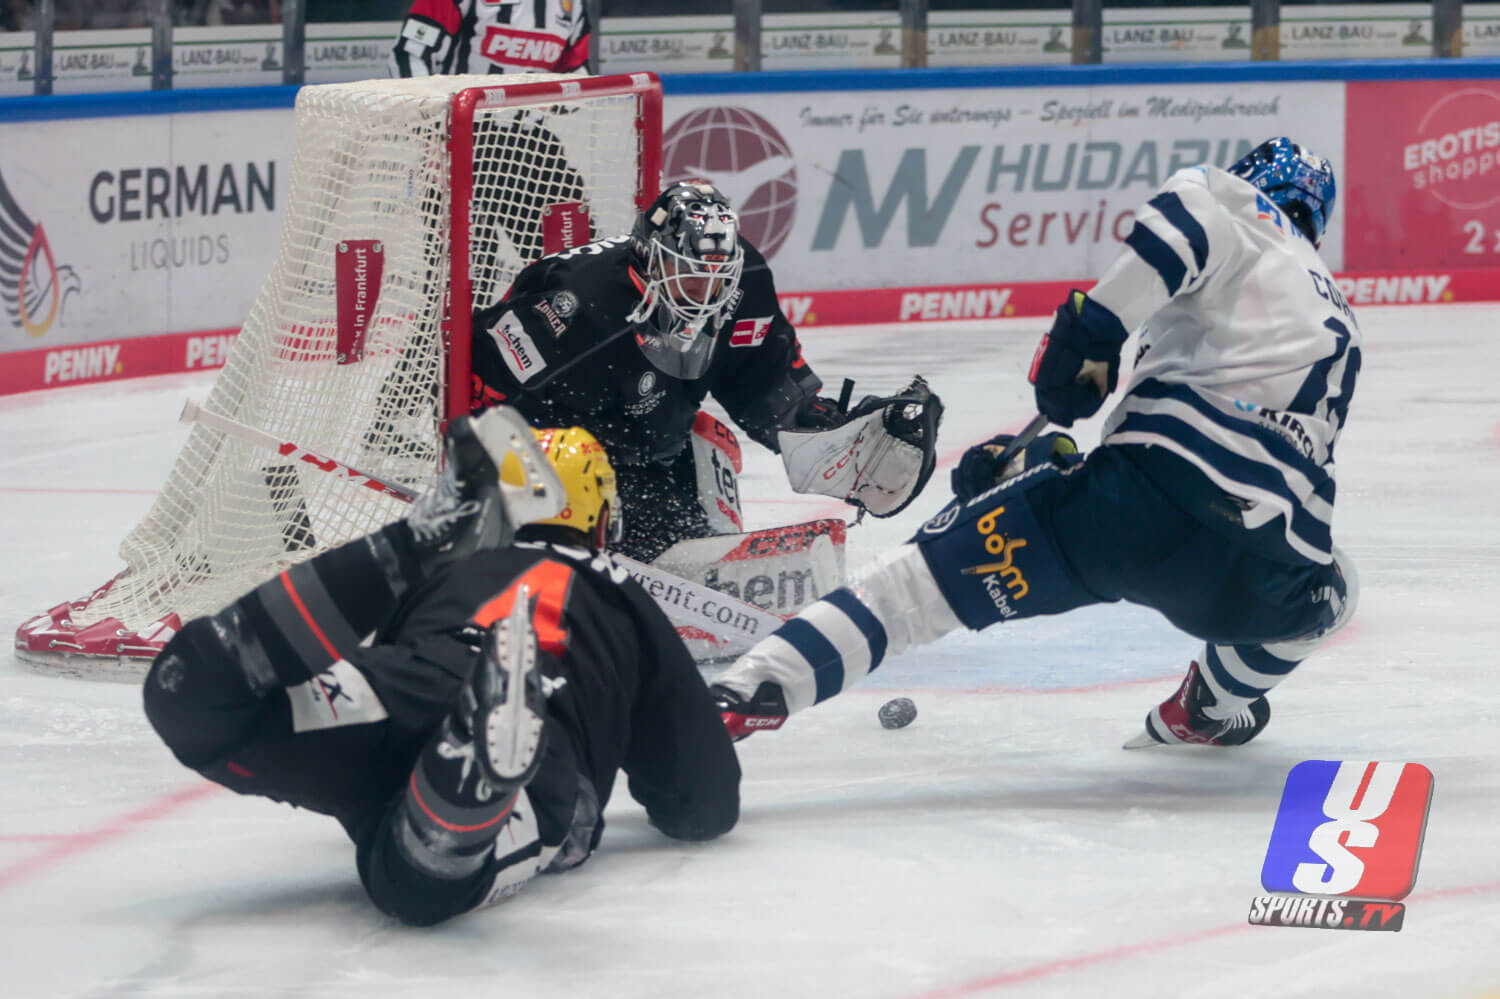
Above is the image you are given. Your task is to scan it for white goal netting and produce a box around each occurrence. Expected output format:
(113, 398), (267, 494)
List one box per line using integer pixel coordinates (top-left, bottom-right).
(72, 73), (652, 634)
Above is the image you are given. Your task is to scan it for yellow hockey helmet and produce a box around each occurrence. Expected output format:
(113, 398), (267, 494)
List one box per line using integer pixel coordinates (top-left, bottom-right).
(503, 426), (621, 549)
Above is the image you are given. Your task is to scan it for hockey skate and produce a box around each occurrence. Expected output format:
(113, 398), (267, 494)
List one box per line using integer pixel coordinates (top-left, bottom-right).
(466, 588), (553, 787)
(711, 681), (789, 742)
(1124, 661), (1270, 749)
(405, 406), (565, 572)
(399, 588), (552, 876)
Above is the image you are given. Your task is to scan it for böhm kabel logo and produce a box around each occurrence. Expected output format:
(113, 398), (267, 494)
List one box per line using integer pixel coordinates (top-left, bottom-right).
(0, 166), (82, 338)
(1250, 760), (1434, 932)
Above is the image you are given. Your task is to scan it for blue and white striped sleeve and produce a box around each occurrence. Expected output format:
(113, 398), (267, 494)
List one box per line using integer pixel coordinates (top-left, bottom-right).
(1089, 169), (1240, 331)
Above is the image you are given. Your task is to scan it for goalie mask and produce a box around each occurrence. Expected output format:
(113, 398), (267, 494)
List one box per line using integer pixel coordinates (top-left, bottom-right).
(628, 182), (745, 380)
(1228, 137), (1336, 245)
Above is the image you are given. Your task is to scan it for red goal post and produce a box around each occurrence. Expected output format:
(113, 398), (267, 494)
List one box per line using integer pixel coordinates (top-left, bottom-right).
(447, 73), (663, 422)
(16, 72), (663, 678)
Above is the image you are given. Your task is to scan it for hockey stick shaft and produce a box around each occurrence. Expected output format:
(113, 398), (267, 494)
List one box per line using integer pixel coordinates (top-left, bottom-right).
(179, 399), (419, 503)
(179, 398), (777, 648)
(994, 412), (1049, 469)
(993, 358), (1108, 468)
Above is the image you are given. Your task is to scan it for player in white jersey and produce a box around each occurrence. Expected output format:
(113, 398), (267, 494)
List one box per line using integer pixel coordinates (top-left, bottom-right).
(712, 137), (1361, 749)
(390, 0), (590, 78)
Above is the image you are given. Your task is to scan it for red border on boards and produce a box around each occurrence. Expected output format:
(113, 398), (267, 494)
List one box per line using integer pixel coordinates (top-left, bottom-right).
(3, 268), (1497, 397)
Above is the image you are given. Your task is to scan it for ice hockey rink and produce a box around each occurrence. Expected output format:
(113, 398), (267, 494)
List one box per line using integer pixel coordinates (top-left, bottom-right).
(2, 304), (1498, 998)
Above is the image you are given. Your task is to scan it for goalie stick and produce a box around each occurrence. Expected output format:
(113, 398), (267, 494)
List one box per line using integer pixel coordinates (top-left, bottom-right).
(180, 399), (420, 503)
(179, 399), (780, 652)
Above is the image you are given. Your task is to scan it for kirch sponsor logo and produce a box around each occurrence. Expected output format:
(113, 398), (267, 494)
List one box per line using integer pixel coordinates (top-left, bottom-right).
(1247, 895), (1405, 932)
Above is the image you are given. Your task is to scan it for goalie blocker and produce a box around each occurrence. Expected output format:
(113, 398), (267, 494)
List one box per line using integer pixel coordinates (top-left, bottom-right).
(778, 377), (943, 518)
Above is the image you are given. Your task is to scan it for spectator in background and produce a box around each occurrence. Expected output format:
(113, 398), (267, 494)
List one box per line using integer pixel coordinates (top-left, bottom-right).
(390, 0), (590, 78)
(200, 1), (280, 25)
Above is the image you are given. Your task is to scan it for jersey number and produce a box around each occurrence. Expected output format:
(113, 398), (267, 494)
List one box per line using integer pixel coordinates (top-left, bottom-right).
(1289, 317), (1360, 454)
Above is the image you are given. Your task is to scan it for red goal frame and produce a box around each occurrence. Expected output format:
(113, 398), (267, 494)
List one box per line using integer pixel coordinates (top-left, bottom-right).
(446, 72), (663, 422)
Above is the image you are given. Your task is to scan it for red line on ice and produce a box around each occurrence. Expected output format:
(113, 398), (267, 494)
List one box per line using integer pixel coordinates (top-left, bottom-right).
(903, 882), (1500, 997)
(0, 783), (219, 892)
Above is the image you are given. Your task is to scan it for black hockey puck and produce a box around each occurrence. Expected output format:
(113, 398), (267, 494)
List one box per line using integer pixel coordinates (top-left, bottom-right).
(878, 697), (917, 730)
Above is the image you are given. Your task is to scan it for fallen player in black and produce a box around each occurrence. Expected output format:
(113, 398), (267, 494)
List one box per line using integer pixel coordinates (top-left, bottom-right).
(143, 410), (739, 926)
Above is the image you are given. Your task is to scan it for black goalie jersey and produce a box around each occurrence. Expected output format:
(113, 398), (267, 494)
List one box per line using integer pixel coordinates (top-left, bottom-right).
(391, 0), (591, 77)
(471, 236), (823, 465)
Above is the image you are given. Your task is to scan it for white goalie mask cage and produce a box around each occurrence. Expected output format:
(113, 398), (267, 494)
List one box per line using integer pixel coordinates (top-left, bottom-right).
(628, 183), (744, 380)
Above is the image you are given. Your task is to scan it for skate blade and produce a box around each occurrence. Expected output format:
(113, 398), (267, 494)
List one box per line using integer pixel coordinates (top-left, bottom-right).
(481, 587), (547, 785)
(1122, 729), (1164, 750)
(471, 406), (566, 527)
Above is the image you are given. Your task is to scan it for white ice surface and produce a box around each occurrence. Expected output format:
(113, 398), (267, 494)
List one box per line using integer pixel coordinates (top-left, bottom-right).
(2, 307), (1498, 998)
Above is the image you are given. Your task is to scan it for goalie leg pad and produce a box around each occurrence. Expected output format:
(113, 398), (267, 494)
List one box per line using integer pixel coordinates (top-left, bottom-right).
(689, 412), (744, 534)
(911, 460), (1099, 631)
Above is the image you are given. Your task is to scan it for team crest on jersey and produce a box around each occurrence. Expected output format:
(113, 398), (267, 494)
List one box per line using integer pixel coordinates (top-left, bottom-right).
(551, 291), (578, 318)
(627, 369), (665, 415)
(531, 298), (568, 337)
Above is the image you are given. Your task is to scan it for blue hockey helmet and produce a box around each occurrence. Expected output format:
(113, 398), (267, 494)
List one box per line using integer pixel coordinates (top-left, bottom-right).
(1228, 137), (1337, 245)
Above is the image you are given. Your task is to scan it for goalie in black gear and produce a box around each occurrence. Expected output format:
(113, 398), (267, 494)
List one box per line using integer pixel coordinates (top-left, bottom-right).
(143, 410), (740, 927)
(471, 181), (943, 562)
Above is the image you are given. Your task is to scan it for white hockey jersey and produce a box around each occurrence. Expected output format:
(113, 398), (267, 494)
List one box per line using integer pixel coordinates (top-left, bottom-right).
(1093, 166), (1362, 565)
(391, 0), (590, 78)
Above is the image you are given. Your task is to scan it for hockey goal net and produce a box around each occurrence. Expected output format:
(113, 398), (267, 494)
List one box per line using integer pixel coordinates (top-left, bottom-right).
(17, 72), (662, 677)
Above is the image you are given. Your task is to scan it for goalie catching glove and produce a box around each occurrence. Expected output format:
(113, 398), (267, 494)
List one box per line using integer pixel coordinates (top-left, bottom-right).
(776, 376), (943, 518)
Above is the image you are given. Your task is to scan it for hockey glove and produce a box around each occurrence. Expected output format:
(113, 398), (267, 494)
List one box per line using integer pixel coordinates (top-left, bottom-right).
(711, 681), (789, 742)
(1028, 290), (1130, 427)
(950, 431), (1079, 502)
(777, 376), (944, 518)
(793, 394), (849, 431)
